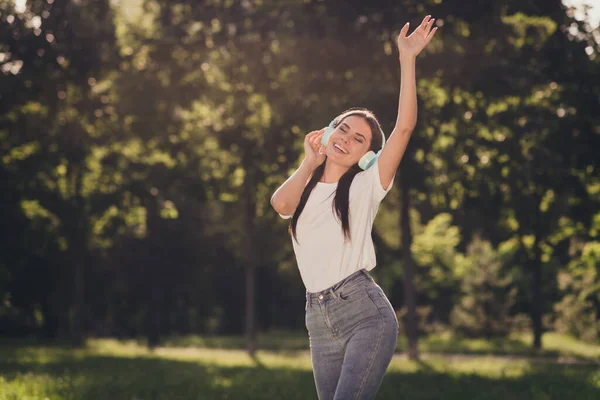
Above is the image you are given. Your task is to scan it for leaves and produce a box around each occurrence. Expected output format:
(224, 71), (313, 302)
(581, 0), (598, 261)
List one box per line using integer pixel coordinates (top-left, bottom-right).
(0, 0), (599, 343)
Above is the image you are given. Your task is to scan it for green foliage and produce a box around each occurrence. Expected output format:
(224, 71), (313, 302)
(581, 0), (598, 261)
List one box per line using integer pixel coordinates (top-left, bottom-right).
(413, 213), (464, 280)
(451, 237), (518, 338)
(554, 241), (600, 342)
(411, 213), (464, 322)
(1, 0), (599, 349)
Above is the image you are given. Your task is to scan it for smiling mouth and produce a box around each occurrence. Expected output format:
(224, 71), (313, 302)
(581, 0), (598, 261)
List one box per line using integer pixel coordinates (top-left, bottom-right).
(334, 143), (348, 154)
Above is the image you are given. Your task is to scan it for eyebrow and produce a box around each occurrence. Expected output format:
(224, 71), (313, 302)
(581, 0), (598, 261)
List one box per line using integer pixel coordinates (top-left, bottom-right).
(341, 123), (366, 141)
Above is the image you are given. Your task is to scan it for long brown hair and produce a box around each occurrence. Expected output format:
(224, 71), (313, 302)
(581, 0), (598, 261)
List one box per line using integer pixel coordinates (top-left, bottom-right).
(290, 108), (384, 242)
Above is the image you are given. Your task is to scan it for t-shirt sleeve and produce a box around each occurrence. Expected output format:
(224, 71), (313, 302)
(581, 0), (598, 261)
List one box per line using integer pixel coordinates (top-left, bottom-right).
(359, 158), (395, 203)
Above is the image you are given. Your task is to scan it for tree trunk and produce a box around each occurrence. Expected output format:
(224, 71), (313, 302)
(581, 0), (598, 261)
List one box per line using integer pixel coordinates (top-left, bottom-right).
(400, 172), (419, 361)
(70, 164), (86, 347)
(531, 211), (543, 349)
(243, 172), (258, 356)
(245, 263), (257, 355)
(71, 244), (85, 346)
(147, 287), (161, 348)
(146, 193), (162, 349)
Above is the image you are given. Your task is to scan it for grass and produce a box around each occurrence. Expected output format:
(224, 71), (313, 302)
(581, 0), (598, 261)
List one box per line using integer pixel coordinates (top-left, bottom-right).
(415, 331), (600, 360)
(160, 330), (600, 361)
(0, 336), (599, 399)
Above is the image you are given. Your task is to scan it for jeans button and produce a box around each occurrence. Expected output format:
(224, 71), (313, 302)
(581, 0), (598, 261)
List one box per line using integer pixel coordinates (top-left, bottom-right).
(319, 295), (323, 300)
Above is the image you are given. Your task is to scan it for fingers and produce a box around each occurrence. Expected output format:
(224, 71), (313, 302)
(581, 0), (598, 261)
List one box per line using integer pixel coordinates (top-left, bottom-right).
(310, 133), (320, 148)
(424, 17), (435, 35)
(305, 130), (319, 147)
(411, 15), (437, 42)
(399, 22), (410, 38)
(411, 15), (432, 35)
(305, 128), (325, 140)
(419, 15), (432, 30)
(426, 26), (438, 43)
(305, 128), (325, 151)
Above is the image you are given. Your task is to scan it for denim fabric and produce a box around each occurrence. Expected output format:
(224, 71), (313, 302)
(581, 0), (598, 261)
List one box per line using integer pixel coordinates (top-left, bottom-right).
(305, 269), (399, 400)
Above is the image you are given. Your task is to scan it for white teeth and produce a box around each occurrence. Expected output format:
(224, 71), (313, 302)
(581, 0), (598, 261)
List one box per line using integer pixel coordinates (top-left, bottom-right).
(334, 144), (347, 154)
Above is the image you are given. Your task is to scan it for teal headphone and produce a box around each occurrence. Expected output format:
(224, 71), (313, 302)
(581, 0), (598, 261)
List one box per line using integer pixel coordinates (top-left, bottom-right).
(321, 115), (386, 170)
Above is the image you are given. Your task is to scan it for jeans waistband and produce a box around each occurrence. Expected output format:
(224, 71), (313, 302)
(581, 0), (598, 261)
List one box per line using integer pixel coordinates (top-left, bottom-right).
(306, 269), (372, 301)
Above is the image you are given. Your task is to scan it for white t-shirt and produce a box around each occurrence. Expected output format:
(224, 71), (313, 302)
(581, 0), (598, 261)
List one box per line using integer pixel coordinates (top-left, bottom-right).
(280, 160), (394, 292)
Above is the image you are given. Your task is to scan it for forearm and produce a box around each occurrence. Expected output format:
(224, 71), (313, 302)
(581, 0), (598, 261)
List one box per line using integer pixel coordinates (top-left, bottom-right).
(270, 159), (316, 215)
(394, 55), (417, 134)
(377, 55), (418, 185)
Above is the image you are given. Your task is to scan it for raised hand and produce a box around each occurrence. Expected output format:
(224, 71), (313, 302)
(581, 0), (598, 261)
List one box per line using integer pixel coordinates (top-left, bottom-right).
(303, 128), (327, 169)
(397, 15), (437, 59)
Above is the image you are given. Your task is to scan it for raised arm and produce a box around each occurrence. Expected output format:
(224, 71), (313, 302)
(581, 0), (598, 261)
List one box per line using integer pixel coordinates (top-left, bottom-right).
(378, 15), (438, 190)
(270, 128), (326, 216)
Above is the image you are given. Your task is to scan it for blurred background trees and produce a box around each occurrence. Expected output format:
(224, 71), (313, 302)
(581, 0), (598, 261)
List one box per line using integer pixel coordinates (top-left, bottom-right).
(1, 0), (598, 359)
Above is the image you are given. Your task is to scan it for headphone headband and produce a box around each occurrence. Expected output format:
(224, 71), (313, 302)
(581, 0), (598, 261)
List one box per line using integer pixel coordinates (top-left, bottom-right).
(328, 112), (386, 148)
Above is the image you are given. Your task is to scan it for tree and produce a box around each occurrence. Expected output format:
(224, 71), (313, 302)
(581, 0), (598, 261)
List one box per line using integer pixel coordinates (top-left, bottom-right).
(1, 0), (120, 344)
(451, 236), (518, 338)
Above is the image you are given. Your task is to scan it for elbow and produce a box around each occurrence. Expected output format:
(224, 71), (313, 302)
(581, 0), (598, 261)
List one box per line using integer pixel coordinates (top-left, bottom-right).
(270, 193), (285, 213)
(270, 194), (280, 211)
(270, 194), (295, 216)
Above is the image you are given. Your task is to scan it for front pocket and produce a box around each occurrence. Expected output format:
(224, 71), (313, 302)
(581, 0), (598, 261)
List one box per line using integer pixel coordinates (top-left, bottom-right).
(337, 283), (370, 304)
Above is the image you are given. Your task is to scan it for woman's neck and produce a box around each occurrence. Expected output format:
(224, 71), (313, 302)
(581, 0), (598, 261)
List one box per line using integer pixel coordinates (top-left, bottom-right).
(320, 159), (350, 183)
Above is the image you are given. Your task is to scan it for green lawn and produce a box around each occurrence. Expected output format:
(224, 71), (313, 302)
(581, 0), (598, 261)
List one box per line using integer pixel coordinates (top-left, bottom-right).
(1, 336), (599, 400)
(161, 330), (600, 360)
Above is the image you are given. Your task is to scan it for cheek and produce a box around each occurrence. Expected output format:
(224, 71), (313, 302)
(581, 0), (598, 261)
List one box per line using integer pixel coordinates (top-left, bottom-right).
(353, 143), (369, 157)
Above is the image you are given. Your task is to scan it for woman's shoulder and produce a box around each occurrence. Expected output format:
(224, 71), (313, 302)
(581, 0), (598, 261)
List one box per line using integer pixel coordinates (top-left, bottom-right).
(352, 165), (377, 187)
(351, 161), (395, 202)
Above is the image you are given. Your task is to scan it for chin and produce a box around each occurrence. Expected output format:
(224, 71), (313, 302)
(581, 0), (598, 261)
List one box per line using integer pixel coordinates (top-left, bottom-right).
(329, 158), (356, 169)
(327, 149), (358, 167)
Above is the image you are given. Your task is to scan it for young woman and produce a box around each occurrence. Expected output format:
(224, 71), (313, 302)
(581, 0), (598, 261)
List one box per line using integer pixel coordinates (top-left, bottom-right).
(271, 16), (437, 400)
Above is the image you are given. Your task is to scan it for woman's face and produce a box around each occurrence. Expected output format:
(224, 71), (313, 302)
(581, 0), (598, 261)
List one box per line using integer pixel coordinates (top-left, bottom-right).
(325, 115), (373, 167)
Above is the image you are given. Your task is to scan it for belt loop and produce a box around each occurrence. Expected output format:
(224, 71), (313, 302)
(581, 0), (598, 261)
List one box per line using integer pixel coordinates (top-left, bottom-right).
(306, 291), (311, 309)
(329, 287), (338, 299)
(361, 269), (371, 281)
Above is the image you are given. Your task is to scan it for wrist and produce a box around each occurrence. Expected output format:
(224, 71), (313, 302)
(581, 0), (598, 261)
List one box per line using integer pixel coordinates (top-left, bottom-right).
(399, 53), (417, 63)
(301, 158), (319, 172)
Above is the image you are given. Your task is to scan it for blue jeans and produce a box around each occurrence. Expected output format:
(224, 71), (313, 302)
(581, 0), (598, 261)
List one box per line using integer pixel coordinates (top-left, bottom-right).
(305, 269), (399, 400)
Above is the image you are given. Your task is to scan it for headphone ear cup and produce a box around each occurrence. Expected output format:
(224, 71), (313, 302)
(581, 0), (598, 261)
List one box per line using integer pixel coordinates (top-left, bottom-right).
(358, 151), (377, 170)
(321, 126), (334, 147)
(358, 149), (383, 170)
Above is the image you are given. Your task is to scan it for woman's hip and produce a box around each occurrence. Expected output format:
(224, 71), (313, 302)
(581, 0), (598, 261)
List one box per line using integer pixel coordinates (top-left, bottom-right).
(305, 270), (398, 337)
